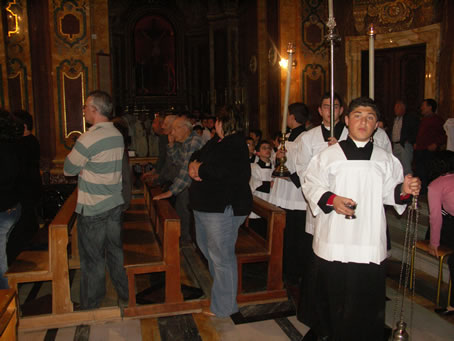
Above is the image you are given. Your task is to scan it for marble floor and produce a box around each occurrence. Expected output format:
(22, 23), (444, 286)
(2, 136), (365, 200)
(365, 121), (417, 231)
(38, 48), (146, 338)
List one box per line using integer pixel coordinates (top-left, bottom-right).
(16, 275), (454, 341)
(14, 195), (454, 340)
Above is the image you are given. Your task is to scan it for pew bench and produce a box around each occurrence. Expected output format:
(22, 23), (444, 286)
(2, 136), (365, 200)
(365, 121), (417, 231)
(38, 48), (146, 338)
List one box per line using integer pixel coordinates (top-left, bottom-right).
(0, 289), (18, 341)
(5, 191), (76, 314)
(235, 196), (287, 302)
(410, 240), (453, 307)
(122, 185), (183, 315)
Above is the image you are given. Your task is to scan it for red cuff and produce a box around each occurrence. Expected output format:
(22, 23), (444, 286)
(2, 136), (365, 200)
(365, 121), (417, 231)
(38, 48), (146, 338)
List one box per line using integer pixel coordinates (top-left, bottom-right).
(400, 193), (411, 200)
(327, 194), (336, 206)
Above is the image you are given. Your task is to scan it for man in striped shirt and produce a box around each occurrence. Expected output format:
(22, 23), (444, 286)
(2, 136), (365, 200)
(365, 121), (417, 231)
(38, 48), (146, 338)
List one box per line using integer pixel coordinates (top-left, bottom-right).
(64, 90), (129, 310)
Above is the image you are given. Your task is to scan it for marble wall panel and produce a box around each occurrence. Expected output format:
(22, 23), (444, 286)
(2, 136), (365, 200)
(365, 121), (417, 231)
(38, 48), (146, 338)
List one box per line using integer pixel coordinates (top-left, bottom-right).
(5, 0), (34, 117)
(0, 12), (9, 109)
(345, 23), (440, 104)
(48, 0), (110, 163)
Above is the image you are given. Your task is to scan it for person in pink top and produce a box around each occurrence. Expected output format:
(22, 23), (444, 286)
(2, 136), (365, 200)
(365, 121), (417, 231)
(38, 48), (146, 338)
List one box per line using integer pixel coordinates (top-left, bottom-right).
(428, 172), (454, 315)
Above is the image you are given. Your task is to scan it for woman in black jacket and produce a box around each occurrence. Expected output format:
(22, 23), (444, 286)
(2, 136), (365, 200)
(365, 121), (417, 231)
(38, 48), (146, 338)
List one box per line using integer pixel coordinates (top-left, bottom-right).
(188, 106), (252, 317)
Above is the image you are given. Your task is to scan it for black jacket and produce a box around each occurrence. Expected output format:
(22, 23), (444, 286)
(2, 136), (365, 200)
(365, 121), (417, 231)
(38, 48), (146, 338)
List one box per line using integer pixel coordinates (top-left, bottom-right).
(398, 113), (420, 146)
(189, 133), (252, 216)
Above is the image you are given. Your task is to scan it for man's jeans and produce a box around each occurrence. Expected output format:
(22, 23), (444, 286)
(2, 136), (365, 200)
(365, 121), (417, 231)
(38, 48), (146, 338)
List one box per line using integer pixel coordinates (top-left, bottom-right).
(194, 206), (246, 317)
(0, 203), (21, 289)
(175, 188), (191, 242)
(77, 205), (129, 309)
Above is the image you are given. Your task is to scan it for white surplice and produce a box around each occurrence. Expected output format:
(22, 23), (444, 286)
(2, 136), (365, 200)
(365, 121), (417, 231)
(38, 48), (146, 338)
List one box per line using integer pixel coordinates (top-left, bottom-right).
(296, 125), (392, 235)
(269, 132), (307, 210)
(302, 143), (406, 264)
(249, 161), (273, 219)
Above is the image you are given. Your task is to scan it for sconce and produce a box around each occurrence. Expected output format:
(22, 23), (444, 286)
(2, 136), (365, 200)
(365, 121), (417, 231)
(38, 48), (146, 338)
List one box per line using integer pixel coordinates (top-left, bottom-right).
(279, 58), (297, 69)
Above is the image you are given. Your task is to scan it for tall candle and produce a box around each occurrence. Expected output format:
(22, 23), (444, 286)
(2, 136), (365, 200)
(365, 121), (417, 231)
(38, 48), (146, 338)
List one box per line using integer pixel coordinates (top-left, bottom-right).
(328, 0), (333, 18)
(368, 24), (375, 99)
(281, 44), (295, 134)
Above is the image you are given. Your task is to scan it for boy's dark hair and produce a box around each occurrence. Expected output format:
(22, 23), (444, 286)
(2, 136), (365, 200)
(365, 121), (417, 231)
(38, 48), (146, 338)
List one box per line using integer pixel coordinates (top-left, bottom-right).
(245, 136), (254, 143)
(255, 139), (271, 152)
(193, 125), (203, 132)
(250, 128), (262, 140)
(346, 97), (381, 121)
(319, 92), (343, 108)
(423, 98), (437, 113)
(14, 110), (33, 130)
(216, 106), (243, 136)
(288, 102), (309, 125)
(0, 110), (22, 142)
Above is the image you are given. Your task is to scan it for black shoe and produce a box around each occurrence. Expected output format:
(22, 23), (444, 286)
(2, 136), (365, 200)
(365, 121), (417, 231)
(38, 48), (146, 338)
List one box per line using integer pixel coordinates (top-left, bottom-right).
(302, 329), (319, 341)
(434, 307), (454, 316)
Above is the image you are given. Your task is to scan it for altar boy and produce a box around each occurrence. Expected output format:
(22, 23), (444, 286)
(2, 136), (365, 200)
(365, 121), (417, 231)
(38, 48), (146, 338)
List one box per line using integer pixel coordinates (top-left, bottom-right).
(249, 140), (274, 238)
(301, 97), (421, 341)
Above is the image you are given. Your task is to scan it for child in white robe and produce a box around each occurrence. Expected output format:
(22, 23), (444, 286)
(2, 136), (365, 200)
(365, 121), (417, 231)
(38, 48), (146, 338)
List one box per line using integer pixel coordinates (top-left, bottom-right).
(249, 140), (274, 238)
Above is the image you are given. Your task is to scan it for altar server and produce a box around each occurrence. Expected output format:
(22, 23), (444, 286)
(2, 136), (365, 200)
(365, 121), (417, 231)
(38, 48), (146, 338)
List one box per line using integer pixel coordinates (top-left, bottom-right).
(269, 102), (309, 284)
(301, 97), (420, 341)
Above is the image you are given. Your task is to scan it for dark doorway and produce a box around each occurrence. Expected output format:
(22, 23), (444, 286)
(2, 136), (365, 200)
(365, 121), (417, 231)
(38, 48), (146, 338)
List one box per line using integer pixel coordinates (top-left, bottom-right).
(361, 44), (426, 129)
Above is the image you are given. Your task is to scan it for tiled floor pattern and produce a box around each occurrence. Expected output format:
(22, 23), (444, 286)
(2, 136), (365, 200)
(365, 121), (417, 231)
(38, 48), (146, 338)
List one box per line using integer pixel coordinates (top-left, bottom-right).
(15, 195), (454, 340)
(17, 284), (454, 341)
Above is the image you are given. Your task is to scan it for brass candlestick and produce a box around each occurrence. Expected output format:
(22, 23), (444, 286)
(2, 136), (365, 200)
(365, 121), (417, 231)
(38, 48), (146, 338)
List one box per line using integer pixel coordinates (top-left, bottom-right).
(272, 132), (291, 178)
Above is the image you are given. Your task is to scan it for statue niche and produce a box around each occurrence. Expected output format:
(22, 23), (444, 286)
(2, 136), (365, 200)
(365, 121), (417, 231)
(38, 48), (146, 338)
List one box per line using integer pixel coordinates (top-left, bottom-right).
(134, 15), (176, 96)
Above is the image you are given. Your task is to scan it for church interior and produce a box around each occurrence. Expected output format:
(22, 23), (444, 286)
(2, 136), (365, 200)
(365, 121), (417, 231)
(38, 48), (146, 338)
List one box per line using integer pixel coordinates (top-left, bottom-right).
(1, 0), (454, 340)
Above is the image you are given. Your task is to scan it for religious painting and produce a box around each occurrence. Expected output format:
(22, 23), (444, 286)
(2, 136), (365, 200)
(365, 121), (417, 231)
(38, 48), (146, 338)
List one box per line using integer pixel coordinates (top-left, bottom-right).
(134, 15), (176, 96)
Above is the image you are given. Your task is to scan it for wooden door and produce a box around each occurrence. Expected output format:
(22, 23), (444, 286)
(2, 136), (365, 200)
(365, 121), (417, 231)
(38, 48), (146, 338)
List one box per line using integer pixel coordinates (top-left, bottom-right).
(361, 44), (425, 129)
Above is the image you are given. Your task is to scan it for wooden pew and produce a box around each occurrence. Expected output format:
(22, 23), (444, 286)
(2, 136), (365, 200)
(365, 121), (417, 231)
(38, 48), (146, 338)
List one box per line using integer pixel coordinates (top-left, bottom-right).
(235, 196), (287, 302)
(0, 289), (17, 341)
(5, 191), (76, 314)
(122, 185), (185, 316)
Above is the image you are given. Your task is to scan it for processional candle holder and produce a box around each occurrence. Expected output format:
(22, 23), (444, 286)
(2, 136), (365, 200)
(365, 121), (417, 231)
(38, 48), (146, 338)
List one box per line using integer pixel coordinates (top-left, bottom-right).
(325, 0), (341, 137)
(272, 132), (291, 178)
(272, 42), (295, 178)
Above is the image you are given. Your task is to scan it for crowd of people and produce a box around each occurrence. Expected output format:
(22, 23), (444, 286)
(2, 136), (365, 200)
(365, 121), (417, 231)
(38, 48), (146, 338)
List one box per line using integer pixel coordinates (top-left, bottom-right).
(1, 88), (453, 340)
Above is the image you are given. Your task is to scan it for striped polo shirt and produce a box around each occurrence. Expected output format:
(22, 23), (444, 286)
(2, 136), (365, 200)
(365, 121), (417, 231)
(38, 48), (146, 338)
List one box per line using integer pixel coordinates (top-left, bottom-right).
(64, 122), (125, 216)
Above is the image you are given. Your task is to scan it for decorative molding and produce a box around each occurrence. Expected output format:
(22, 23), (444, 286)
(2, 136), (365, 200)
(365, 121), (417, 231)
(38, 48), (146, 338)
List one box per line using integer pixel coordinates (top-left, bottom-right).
(302, 63), (326, 103)
(5, 0), (20, 37)
(56, 58), (88, 149)
(353, 0), (433, 34)
(345, 23), (440, 104)
(7, 58), (27, 111)
(53, 0), (88, 52)
(249, 55), (257, 73)
(0, 66), (4, 108)
(301, 0), (325, 54)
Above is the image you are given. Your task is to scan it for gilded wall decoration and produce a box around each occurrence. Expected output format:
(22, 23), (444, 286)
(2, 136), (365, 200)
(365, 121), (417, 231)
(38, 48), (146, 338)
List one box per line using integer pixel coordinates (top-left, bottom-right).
(301, 0), (325, 54)
(53, 0), (88, 54)
(56, 58), (88, 149)
(4, 0), (33, 114)
(353, 0), (434, 34)
(0, 67), (4, 108)
(302, 63), (326, 105)
(7, 58), (27, 112)
(5, 0), (20, 37)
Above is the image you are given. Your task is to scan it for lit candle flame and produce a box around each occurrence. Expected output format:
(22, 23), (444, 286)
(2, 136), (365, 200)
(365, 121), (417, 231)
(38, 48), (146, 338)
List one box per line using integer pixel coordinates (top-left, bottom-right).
(279, 58), (288, 69)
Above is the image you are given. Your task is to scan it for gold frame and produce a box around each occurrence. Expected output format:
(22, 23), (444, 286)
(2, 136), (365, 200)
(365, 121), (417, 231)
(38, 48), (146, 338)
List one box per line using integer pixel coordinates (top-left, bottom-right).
(62, 71), (86, 138)
(7, 71), (24, 109)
